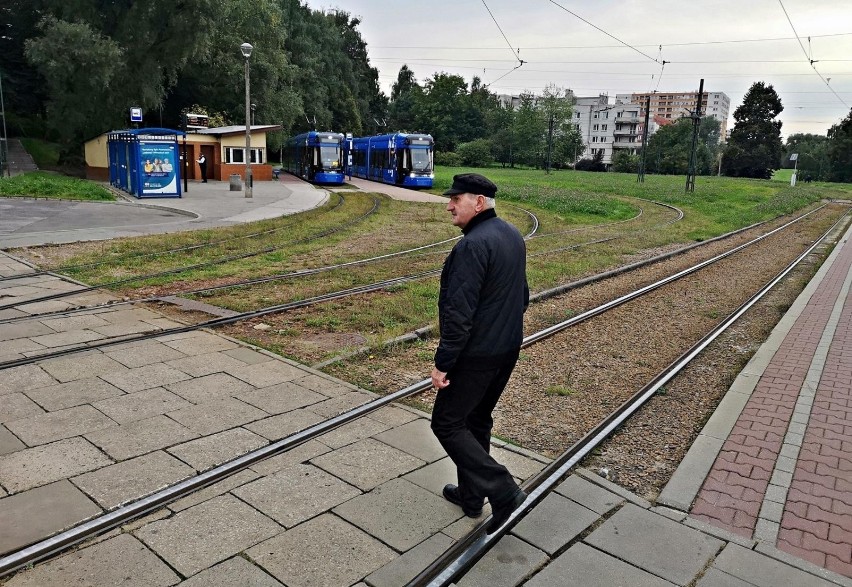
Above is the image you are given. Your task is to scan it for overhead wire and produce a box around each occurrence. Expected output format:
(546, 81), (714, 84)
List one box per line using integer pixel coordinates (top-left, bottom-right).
(778, 0), (850, 108)
(479, 0), (526, 87)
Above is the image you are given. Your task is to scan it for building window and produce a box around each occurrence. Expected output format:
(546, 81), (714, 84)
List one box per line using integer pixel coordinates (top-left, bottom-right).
(602, 124), (608, 131)
(225, 147), (264, 164)
(592, 136), (598, 143)
(593, 124), (599, 131)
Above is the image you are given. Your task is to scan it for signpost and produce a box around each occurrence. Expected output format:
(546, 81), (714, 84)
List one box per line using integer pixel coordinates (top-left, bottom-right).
(790, 153), (798, 186)
(129, 107), (143, 124)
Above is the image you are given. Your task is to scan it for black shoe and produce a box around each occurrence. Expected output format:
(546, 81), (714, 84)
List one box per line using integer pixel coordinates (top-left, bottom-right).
(442, 484), (483, 518)
(202, 180), (207, 183)
(486, 489), (527, 534)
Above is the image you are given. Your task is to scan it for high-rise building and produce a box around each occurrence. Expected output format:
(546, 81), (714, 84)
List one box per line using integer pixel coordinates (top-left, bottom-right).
(571, 94), (644, 166)
(615, 91), (730, 139)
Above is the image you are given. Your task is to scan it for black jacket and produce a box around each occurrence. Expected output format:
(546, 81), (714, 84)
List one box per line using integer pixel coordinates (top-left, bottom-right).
(435, 208), (529, 372)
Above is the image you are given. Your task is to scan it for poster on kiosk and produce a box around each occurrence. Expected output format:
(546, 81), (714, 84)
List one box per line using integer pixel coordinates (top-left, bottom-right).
(139, 140), (179, 196)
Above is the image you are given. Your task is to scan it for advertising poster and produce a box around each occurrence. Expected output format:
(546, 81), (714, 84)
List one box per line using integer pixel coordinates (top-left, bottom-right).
(139, 141), (179, 195)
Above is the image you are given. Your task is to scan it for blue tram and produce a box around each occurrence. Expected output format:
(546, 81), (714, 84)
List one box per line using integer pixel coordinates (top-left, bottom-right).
(283, 131), (345, 185)
(347, 133), (434, 188)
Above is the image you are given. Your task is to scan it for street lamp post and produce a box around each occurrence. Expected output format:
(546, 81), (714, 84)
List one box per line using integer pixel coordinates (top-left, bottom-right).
(241, 42), (253, 198)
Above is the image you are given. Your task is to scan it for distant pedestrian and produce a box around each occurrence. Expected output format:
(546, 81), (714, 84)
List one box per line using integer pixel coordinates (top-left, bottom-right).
(197, 153), (208, 182)
(431, 172), (529, 534)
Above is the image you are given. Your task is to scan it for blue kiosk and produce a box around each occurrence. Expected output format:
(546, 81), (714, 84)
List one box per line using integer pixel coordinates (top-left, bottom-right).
(108, 128), (184, 198)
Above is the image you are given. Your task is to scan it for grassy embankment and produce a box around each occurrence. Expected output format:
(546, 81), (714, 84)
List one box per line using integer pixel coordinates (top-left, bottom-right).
(0, 171), (113, 201)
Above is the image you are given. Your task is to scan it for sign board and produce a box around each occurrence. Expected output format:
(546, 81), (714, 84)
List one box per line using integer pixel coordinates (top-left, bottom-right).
(129, 107), (143, 123)
(790, 153), (798, 161)
(140, 141), (179, 195)
(185, 113), (209, 130)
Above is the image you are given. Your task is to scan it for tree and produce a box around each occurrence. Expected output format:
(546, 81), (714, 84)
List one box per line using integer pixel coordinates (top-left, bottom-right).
(538, 84), (574, 172)
(388, 65), (422, 132)
(647, 116), (720, 175)
(456, 139), (494, 167)
(611, 150), (639, 173)
(826, 108), (852, 183)
(511, 93), (545, 167)
(416, 73), (475, 152)
(782, 133), (829, 181)
(722, 81), (784, 179)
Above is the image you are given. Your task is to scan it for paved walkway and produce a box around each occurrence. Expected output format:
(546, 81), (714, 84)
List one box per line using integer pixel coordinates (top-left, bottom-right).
(3, 223), (852, 584)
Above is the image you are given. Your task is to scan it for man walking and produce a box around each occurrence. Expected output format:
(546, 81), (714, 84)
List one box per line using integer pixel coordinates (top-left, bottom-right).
(431, 172), (529, 534)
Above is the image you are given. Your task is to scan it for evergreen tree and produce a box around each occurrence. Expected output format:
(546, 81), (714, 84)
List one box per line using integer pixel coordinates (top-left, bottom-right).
(722, 81), (784, 179)
(782, 133), (829, 181)
(388, 65), (422, 132)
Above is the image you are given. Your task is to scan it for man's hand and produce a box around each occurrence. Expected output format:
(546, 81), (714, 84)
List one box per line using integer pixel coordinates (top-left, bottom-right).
(431, 367), (450, 390)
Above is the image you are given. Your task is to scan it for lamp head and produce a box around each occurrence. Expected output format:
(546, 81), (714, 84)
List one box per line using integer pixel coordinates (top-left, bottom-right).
(240, 43), (253, 58)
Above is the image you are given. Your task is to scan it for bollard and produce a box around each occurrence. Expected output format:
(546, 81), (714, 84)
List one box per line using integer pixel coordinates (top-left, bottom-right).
(229, 174), (242, 191)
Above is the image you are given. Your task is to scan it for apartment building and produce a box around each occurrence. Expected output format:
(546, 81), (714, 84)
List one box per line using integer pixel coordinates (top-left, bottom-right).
(615, 90), (730, 138)
(571, 94), (644, 165)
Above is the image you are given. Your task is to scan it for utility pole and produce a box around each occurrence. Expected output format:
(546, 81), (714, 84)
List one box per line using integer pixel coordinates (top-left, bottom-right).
(637, 95), (651, 183)
(0, 69), (8, 178)
(545, 112), (554, 174)
(685, 78), (704, 193)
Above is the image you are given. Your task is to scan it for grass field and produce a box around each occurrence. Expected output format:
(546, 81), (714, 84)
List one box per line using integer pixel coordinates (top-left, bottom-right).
(18, 138), (61, 169)
(0, 171), (114, 201)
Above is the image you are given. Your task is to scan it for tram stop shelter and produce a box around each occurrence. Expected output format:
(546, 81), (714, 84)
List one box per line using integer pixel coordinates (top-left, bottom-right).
(107, 128), (184, 198)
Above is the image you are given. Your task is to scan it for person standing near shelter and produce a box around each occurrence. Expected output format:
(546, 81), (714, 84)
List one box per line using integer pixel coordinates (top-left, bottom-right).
(431, 172), (529, 534)
(197, 153), (207, 182)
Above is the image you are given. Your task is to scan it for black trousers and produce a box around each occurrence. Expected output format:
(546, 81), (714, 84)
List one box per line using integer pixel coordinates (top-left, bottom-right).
(431, 354), (520, 510)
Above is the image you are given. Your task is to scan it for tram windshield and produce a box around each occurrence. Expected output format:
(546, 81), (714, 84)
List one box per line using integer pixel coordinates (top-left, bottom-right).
(409, 148), (432, 172)
(319, 145), (341, 170)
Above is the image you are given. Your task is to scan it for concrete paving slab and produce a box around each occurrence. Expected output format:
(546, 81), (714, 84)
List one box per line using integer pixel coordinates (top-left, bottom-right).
(333, 478), (461, 551)
(0, 364), (56, 395)
(234, 381), (326, 414)
(696, 568), (756, 587)
(135, 494), (280, 577)
(92, 386), (192, 424)
(555, 473), (624, 515)
(0, 480), (101, 556)
(524, 542), (676, 587)
(161, 331), (239, 356)
(233, 463), (360, 528)
(91, 321), (162, 338)
(167, 427), (267, 471)
(0, 425), (25, 456)
(169, 469), (259, 513)
(29, 328), (105, 348)
(0, 437), (113, 493)
(6, 404), (116, 446)
(166, 397), (268, 435)
(457, 534), (548, 587)
(247, 514), (396, 587)
(586, 503), (724, 586)
(311, 438), (425, 491)
(316, 415), (391, 449)
(99, 362), (192, 393)
(657, 434), (726, 512)
(713, 543), (841, 587)
(226, 359), (305, 387)
(85, 414), (199, 461)
(491, 445), (547, 480)
(37, 313), (111, 333)
(511, 492), (600, 555)
(577, 468), (653, 509)
(97, 308), (162, 324)
(2, 533), (180, 586)
(14, 299), (78, 314)
(244, 408), (325, 441)
(291, 372), (356, 397)
(24, 377), (125, 411)
(0, 321), (55, 342)
(309, 391), (375, 418)
(373, 418), (447, 463)
(222, 346), (270, 364)
(0, 337), (45, 358)
(248, 439), (331, 477)
(370, 404), (421, 428)
(164, 372), (255, 404)
(164, 351), (250, 377)
(0, 392), (44, 423)
(104, 340), (188, 368)
(177, 556), (283, 586)
(404, 456), (458, 495)
(72, 450), (195, 509)
(365, 532), (455, 587)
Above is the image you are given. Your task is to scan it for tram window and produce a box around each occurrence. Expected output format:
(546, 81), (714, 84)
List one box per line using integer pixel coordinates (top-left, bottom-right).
(319, 145), (340, 168)
(409, 149), (431, 172)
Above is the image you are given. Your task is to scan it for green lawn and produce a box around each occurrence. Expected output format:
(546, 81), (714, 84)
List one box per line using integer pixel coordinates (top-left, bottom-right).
(0, 171), (114, 201)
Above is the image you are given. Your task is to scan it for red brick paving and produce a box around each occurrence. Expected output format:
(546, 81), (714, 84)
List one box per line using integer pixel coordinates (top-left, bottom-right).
(691, 230), (852, 568)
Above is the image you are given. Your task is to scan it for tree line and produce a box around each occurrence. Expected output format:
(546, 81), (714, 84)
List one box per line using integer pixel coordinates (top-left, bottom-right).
(2, 2), (850, 181)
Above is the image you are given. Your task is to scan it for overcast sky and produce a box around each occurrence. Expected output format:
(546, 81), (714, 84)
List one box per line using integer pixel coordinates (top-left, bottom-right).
(304, 0), (851, 138)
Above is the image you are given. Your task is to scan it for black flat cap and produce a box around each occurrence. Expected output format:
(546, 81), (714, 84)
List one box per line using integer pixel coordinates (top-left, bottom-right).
(442, 173), (498, 198)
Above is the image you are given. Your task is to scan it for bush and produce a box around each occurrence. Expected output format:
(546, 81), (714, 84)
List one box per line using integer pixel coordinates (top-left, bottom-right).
(456, 139), (494, 167)
(574, 152), (607, 172)
(610, 151), (639, 173)
(435, 151), (462, 167)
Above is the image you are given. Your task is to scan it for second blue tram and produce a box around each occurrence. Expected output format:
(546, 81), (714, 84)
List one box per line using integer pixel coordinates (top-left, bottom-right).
(283, 131), (345, 185)
(347, 133), (434, 188)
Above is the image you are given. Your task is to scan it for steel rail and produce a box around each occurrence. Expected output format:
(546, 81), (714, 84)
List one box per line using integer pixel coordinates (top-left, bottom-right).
(0, 195), (382, 312)
(0, 204), (838, 578)
(0, 195), (347, 283)
(406, 208), (851, 587)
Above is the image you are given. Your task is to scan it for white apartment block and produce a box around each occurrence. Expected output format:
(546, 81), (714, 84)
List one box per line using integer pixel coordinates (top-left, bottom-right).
(572, 94), (644, 165)
(615, 91), (730, 138)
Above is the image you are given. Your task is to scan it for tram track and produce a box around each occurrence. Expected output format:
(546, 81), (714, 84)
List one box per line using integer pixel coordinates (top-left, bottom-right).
(0, 202), (840, 578)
